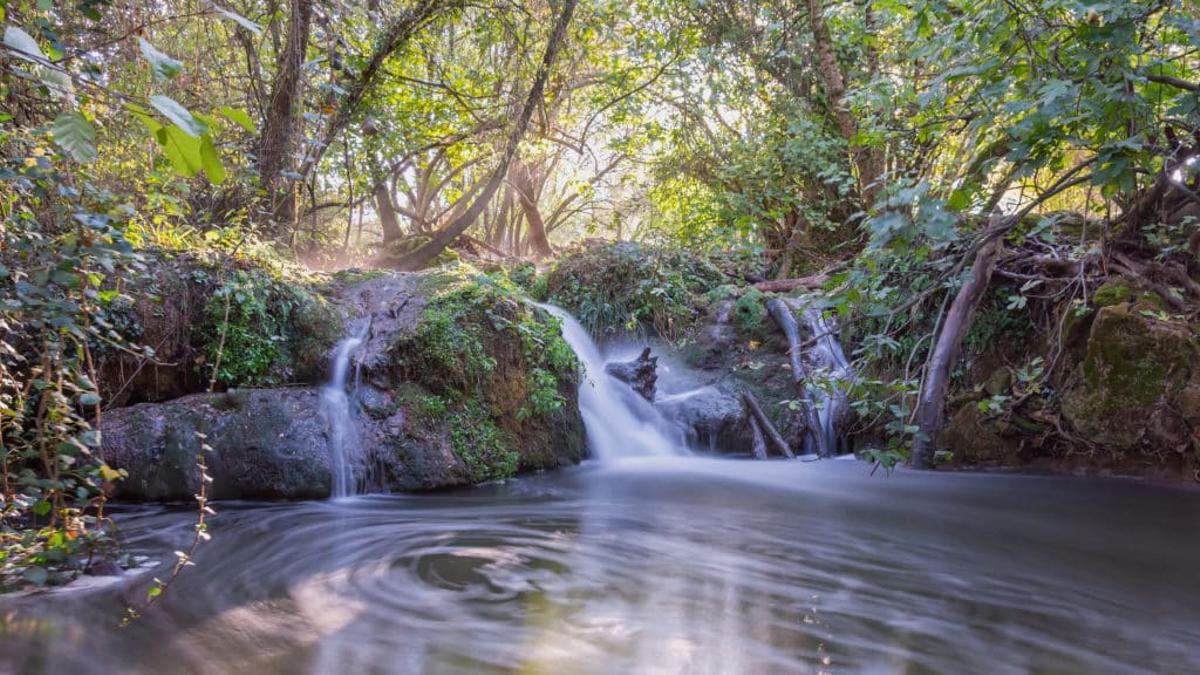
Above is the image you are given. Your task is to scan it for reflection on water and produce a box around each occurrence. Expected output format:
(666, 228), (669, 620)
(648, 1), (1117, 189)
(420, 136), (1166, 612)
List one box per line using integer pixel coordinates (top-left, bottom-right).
(2, 458), (1199, 674)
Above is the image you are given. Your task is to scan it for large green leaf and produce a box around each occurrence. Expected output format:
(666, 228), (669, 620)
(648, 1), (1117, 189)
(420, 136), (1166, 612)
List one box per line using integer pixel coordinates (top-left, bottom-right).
(3, 26), (44, 62)
(211, 5), (263, 36)
(220, 106), (256, 133)
(138, 38), (182, 81)
(199, 134), (226, 185)
(156, 124), (203, 177)
(149, 95), (207, 137)
(51, 112), (97, 163)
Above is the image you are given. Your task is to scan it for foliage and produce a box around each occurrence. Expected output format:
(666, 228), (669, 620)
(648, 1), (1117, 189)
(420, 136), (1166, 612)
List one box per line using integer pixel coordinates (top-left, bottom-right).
(545, 241), (724, 340)
(449, 401), (519, 483)
(397, 265), (577, 420)
(0, 125), (141, 589)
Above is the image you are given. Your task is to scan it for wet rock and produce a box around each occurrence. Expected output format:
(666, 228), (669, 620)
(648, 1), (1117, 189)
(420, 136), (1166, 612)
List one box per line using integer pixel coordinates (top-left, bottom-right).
(605, 347), (658, 400)
(102, 389), (333, 501)
(655, 385), (750, 453)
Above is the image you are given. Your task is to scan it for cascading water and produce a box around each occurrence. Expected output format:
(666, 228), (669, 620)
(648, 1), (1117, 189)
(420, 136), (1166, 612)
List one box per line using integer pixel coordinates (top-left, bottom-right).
(536, 303), (688, 459)
(320, 321), (368, 498)
(792, 300), (853, 457)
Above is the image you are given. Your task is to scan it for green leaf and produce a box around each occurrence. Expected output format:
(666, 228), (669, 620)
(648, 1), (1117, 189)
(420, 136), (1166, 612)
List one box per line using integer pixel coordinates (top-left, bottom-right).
(211, 5), (263, 36)
(3, 26), (45, 63)
(51, 112), (97, 163)
(79, 392), (101, 406)
(138, 37), (182, 81)
(149, 95), (207, 137)
(199, 134), (226, 185)
(157, 124), (203, 177)
(219, 106), (256, 133)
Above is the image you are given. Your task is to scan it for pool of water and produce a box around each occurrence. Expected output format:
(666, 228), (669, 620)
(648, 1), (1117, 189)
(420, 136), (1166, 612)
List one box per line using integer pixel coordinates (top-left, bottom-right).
(3, 458), (1198, 674)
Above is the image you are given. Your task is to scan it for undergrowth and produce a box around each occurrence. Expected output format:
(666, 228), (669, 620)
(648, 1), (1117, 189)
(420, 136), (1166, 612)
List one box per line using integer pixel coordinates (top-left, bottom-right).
(544, 241), (723, 341)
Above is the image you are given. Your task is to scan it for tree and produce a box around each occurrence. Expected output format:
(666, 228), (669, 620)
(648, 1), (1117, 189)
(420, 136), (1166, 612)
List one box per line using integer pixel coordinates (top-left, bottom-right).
(391, 0), (579, 270)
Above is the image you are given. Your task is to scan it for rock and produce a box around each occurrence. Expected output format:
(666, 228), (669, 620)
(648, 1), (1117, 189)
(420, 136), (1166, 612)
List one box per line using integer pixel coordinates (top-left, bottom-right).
(605, 347), (658, 400)
(102, 389), (334, 501)
(97, 251), (343, 407)
(101, 267), (589, 501)
(689, 299), (738, 370)
(941, 404), (1024, 465)
(655, 385), (750, 453)
(1061, 302), (1199, 456)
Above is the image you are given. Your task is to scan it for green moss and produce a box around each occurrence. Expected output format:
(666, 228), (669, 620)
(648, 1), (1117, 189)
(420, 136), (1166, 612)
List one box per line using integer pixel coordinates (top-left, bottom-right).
(393, 266), (577, 421)
(450, 401), (518, 482)
(703, 284), (741, 305)
(1062, 303), (1199, 448)
(733, 288), (768, 334)
(1093, 278), (1134, 307)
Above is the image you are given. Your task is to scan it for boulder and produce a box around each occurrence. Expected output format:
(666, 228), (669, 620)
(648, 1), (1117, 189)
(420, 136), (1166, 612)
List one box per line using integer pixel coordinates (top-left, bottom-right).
(102, 389), (333, 501)
(1061, 302), (1200, 458)
(655, 385), (751, 454)
(100, 266), (588, 500)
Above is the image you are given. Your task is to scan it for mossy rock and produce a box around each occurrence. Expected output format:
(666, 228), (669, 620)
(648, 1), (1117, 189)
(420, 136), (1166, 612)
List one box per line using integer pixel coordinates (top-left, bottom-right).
(1092, 278), (1134, 307)
(941, 404), (1024, 465)
(378, 267), (587, 482)
(1062, 303), (1200, 451)
(732, 288), (770, 338)
(544, 240), (724, 340)
(97, 250), (344, 405)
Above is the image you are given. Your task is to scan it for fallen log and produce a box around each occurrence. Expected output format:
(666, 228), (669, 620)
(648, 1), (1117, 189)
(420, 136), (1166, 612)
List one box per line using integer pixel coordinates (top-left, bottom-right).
(746, 414), (769, 460)
(742, 391), (794, 458)
(752, 273), (829, 293)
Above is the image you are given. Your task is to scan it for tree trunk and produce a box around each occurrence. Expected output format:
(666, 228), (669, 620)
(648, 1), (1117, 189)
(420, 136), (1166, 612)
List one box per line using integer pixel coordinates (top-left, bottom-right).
(258, 0), (313, 230)
(512, 162), (553, 260)
(911, 237), (1000, 468)
(391, 0), (577, 271)
(374, 182), (404, 243)
(805, 0), (883, 206)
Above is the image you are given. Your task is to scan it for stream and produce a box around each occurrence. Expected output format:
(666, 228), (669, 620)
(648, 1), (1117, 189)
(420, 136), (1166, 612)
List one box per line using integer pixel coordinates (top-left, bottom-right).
(4, 305), (1198, 674)
(2, 460), (1198, 673)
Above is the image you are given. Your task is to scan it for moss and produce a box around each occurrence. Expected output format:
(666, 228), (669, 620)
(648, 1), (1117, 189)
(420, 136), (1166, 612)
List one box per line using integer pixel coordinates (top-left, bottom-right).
(386, 265), (578, 480)
(732, 288), (768, 335)
(1062, 303), (1199, 448)
(200, 268), (343, 387)
(1092, 278), (1133, 307)
(449, 401), (519, 483)
(941, 404), (1023, 464)
(703, 284), (741, 305)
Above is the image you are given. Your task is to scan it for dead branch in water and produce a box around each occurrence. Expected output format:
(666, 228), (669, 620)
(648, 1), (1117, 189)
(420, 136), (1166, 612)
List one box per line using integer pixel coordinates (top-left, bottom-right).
(742, 391), (795, 458)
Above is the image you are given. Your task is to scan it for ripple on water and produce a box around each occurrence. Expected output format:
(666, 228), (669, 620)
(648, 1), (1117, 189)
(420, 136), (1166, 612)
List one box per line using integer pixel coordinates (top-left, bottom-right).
(2, 459), (1199, 674)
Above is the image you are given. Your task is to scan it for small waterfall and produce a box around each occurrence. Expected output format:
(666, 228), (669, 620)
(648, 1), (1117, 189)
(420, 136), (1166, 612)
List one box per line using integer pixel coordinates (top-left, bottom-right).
(536, 303), (688, 459)
(321, 322), (368, 498)
(793, 301), (853, 457)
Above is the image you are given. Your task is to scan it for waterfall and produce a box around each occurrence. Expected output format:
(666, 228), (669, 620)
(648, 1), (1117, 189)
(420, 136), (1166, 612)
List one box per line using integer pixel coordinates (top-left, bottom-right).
(792, 301), (853, 457)
(321, 322), (368, 498)
(536, 303), (688, 459)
